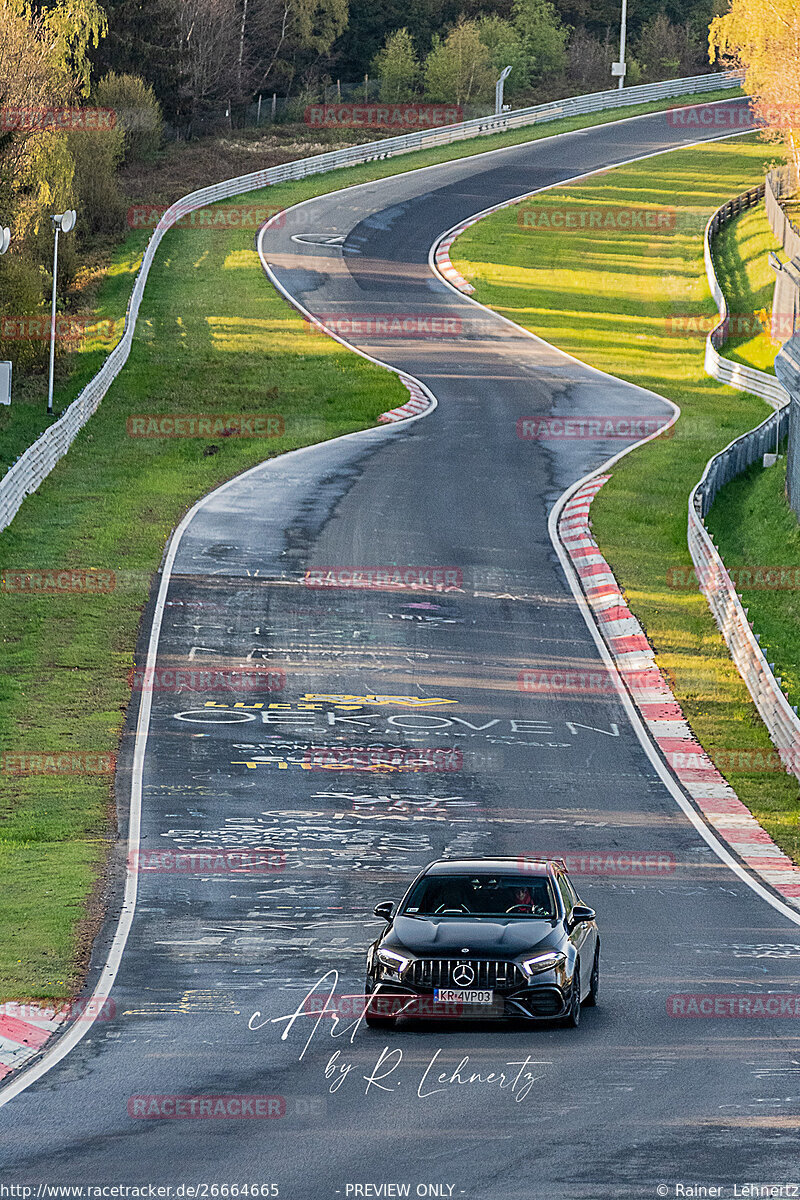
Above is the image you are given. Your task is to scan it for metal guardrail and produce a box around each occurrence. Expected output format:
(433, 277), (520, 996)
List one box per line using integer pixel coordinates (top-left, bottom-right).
(766, 165), (800, 260)
(688, 433), (800, 781)
(692, 407), (787, 521)
(689, 187), (800, 781)
(0, 69), (743, 535)
(703, 184), (789, 410)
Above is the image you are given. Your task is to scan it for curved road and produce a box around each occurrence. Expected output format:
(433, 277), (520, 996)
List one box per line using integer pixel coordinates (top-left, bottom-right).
(3, 98), (800, 1199)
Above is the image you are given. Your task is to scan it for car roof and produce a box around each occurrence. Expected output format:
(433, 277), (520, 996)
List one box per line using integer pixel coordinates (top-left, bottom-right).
(423, 857), (561, 879)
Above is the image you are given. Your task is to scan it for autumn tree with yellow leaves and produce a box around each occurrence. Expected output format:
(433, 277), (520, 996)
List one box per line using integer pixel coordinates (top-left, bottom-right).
(710, 0), (800, 183)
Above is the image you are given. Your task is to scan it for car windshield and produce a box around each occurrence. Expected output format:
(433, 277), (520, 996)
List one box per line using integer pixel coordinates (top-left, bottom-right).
(402, 874), (556, 919)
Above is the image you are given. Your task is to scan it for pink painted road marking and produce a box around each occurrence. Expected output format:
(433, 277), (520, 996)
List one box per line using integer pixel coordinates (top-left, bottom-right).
(0, 1014), (51, 1048)
(378, 376), (433, 423)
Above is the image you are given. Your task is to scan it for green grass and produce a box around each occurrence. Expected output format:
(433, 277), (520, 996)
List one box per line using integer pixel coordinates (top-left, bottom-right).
(712, 202), (782, 373)
(451, 133), (800, 864)
(707, 457), (800, 715)
(0, 83), (746, 1002)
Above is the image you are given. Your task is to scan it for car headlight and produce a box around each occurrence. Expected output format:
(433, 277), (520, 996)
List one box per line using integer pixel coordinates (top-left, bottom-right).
(521, 951), (566, 978)
(376, 948), (410, 974)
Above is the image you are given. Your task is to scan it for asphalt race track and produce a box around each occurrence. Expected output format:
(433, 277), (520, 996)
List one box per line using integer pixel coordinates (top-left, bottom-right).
(4, 98), (800, 1199)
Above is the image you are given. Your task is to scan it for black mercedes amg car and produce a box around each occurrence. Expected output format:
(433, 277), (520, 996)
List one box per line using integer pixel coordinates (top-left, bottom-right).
(364, 857), (599, 1027)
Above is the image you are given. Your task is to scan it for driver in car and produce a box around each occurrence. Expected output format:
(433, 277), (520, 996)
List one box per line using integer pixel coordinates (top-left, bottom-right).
(508, 885), (535, 912)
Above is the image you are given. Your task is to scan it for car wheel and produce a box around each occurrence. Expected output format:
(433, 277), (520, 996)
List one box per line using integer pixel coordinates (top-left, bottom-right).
(364, 981), (396, 1030)
(561, 964), (581, 1028)
(584, 944), (599, 1007)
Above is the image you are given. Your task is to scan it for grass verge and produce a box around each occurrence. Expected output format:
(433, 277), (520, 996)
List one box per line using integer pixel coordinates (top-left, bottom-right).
(706, 458), (800, 722)
(712, 202), (782, 373)
(450, 132), (800, 864)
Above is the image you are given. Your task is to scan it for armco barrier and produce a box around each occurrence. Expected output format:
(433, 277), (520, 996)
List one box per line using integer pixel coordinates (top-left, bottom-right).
(0, 71), (743, 535)
(687, 185), (800, 783)
(688, 407), (800, 782)
(765, 165), (800, 261)
(688, 439), (800, 783)
(703, 185), (789, 410)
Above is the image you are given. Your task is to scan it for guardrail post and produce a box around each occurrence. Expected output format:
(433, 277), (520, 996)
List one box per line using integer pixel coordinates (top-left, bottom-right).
(776, 335), (800, 516)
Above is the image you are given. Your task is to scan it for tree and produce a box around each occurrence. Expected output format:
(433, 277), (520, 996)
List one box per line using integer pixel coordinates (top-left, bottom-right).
(476, 15), (529, 97)
(249, 0), (349, 96)
(564, 27), (613, 91)
(635, 13), (704, 81)
(371, 28), (419, 101)
(42, 0), (109, 95)
(0, 0), (108, 371)
(337, 0), (507, 84)
(512, 0), (568, 81)
(423, 18), (494, 105)
(710, 0), (800, 181)
(549, 0), (718, 46)
(176, 0), (239, 131)
(91, 0), (180, 120)
(0, 0), (106, 235)
(94, 71), (163, 164)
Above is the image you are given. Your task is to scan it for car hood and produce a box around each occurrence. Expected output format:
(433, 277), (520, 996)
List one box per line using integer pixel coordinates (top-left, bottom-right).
(387, 915), (561, 958)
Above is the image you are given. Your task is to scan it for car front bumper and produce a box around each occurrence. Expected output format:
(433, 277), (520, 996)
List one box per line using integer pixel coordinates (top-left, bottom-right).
(367, 980), (570, 1021)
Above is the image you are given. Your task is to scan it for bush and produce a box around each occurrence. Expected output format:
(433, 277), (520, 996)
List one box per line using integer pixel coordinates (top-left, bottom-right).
(69, 127), (126, 238)
(634, 15), (705, 83)
(565, 29), (613, 92)
(95, 71), (163, 165)
(0, 252), (50, 372)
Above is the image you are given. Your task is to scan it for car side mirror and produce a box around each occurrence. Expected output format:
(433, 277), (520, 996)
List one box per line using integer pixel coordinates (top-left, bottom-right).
(569, 904), (595, 925)
(373, 901), (395, 921)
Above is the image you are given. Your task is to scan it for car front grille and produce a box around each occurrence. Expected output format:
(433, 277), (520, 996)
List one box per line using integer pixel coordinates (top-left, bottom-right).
(406, 958), (527, 991)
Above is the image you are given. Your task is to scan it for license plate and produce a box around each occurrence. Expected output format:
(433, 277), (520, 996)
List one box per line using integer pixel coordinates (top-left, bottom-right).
(434, 988), (494, 1005)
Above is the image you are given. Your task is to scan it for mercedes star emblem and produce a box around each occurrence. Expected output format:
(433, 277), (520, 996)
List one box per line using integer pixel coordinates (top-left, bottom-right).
(452, 962), (475, 987)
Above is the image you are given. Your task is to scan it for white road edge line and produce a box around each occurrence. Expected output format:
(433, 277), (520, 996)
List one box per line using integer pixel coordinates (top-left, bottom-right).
(427, 129), (800, 928)
(0, 100), (763, 1109)
(0, 281), (437, 1117)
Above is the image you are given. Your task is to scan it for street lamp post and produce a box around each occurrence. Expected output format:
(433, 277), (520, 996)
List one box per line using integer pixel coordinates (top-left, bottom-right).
(612, 0), (628, 90)
(495, 66), (513, 117)
(0, 224), (11, 405)
(47, 209), (76, 416)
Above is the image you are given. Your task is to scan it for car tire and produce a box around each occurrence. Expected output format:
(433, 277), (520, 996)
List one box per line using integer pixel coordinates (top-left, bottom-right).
(364, 981), (396, 1030)
(584, 944), (600, 1008)
(561, 964), (581, 1028)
